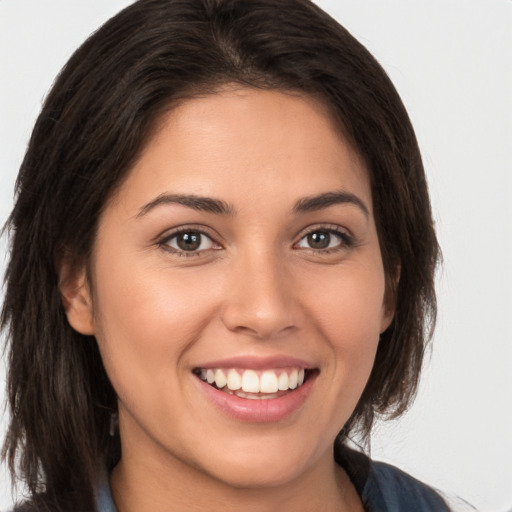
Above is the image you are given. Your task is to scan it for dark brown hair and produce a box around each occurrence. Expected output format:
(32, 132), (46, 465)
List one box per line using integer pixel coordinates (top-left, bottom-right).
(2, 0), (439, 508)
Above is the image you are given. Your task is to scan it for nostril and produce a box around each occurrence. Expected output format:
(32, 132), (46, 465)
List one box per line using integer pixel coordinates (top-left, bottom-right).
(219, 274), (298, 339)
(221, 316), (299, 340)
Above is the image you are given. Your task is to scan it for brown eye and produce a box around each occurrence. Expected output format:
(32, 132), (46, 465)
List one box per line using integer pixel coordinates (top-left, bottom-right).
(307, 231), (331, 249)
(296, 229), (350, 251)
(177, 232), (201, 251)
(166, 231), (215, 252)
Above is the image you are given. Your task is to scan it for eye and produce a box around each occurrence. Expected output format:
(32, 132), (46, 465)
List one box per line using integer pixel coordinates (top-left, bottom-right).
(296, 229), (350, 251)
(163, 230), (217, 254)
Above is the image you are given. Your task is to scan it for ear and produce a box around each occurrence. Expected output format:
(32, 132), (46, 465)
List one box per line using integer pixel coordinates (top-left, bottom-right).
(59, 259), (95, 335)
(380, 306), (395, 334)
(380, 263), (401, 333)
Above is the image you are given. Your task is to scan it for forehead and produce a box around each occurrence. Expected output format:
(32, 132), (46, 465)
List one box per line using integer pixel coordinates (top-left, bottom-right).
(112, 87), (372, 215)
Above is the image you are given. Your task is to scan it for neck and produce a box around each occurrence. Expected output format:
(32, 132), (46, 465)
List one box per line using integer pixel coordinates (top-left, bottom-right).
(109, 447), (363, 512)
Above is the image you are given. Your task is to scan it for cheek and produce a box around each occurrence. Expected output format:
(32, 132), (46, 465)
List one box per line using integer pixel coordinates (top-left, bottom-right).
(90, 256), (218, 394)
(305, 260), (387, 344)
(302, 262), (386, 401)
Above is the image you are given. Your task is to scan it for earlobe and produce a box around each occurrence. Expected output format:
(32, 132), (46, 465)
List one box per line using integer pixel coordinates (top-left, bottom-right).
(380, 263), (401, 333)
(380, 307), (395, 334)
(59, 261), (95, 335)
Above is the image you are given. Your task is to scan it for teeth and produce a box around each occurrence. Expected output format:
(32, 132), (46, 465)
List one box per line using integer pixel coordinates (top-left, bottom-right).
(289, 369), (298, 390)
(226, 369), (241, 390)
(214, 369), (227, 389)
(241, 369), (260, 393)
(260, 371), (278, 393)
(277, 372), (289, 391)
(198, 367), (309, 394)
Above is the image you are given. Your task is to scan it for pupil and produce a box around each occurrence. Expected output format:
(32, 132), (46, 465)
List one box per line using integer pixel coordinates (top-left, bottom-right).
(177, 232), (201, 251)
(308, 231), (330, 249)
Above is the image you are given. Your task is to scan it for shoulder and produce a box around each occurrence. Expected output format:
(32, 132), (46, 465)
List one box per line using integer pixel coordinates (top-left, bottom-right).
(8, 470), (116, 512)
(7, 493), (96, 512)
(335, 443), (451, 511)
(365, 459), (451, 511)
(368, 463), (478, 512)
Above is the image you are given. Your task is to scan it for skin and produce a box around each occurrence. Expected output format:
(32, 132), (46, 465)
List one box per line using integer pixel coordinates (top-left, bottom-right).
(62, 87), (393, 512)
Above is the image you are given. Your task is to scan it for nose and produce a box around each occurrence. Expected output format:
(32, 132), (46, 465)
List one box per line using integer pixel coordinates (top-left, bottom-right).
(220, 249), (299, 339)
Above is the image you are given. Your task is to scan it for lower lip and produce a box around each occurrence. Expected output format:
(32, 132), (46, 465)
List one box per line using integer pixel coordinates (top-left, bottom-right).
(196, 373), (317, 423)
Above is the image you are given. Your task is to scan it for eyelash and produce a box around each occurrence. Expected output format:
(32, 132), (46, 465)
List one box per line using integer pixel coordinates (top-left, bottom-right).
(294, 225), (354, 254)
(157, 225), (354, 257)
(157, 227), (221, 258)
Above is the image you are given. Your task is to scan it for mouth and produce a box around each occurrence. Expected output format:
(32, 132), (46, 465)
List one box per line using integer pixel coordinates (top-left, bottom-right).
(193, 367), (316, 400)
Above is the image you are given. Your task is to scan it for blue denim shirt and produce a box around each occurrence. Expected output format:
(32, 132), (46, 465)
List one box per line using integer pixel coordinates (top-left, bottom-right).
(96, 470), (118, 512)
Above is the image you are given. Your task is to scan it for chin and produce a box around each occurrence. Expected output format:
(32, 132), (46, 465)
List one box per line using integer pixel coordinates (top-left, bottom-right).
(192, 435), (322, 489)
(210, 458), (307, 490)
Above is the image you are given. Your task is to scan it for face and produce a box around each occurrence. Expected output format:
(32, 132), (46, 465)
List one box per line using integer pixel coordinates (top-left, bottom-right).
(65, 88), (392, 490)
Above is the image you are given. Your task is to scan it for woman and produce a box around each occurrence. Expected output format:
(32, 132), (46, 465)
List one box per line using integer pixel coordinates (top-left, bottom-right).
(2, 0), (444, 510)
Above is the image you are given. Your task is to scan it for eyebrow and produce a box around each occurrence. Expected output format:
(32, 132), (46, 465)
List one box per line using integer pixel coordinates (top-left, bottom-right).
(293, 191), (369, 217)
(137, 193), (234, 217)
(137, 190), (369, 218)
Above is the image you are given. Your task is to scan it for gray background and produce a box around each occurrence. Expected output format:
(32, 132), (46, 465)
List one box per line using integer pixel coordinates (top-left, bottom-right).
(1, 1), (511, 510)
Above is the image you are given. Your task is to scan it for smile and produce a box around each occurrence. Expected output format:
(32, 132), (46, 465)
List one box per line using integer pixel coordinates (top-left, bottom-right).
(194, 367), (310, 399)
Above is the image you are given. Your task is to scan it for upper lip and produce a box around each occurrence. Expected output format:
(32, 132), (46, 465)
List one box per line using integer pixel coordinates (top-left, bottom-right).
(193, 355), (316, 370)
